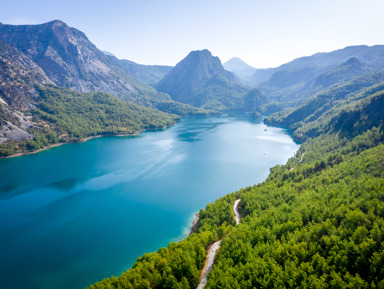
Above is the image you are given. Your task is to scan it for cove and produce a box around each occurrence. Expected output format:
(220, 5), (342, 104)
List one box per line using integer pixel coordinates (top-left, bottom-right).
(0, 116), (299, 289)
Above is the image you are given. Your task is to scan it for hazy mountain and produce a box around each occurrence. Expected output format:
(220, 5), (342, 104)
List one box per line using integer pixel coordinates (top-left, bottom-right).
(117, 59), (172, 86)
(223, 57), (257, 83)
(313, 57), (370, 89)
(251, 45), (384, 107)
(156, 49), (251, 111)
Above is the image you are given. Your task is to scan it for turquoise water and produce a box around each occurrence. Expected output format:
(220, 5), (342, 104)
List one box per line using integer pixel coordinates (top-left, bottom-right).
(0, 116), (299, 289)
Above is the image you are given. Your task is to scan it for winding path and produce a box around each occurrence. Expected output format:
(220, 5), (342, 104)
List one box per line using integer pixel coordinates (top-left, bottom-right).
(196, 240), (221, 289)
(233, 199), (241, 225)
(196, 199), (241, 289)
(299, 152), (305, 163)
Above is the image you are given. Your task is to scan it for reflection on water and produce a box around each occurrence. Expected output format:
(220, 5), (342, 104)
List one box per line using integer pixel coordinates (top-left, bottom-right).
(0, 116), (299, 289)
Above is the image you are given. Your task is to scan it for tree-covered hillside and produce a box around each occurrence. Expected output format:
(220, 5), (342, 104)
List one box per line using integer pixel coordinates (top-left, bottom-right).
(265, 71), (384, 142)
(87, 62), (384, 289)
(251, 45), (384, 109)
(0, 85), (180, 157)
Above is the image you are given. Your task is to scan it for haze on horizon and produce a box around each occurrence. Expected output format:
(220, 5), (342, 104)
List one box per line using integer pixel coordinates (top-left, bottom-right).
(1, 0), (383, 68)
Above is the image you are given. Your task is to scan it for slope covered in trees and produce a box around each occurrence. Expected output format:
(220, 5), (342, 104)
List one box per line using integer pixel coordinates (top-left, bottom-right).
(265, 71), (384, 142)
(87, 66), (384, 288)
(205, 128), (384, 288)
(0, 85), (180, 157)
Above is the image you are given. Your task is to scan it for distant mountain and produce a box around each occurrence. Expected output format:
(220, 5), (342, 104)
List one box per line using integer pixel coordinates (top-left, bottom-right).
(157, 49), (251, 111)
(117, 59), (172, 86)
(223, 57), (255, 71)
(313, 57), (370, 89)
(251, 45), (384, 108)
(223, 57), (257, 83)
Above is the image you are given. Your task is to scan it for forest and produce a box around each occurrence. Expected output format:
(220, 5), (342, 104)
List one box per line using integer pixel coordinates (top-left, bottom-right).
(0, 85), (180, 157)
(88, 71), (384, 288)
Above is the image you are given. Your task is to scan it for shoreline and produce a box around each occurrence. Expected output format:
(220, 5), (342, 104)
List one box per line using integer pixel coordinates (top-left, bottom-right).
(189, 213), (200, 235)
(4, 134), (105, 159)
(2, 126), (170, 160)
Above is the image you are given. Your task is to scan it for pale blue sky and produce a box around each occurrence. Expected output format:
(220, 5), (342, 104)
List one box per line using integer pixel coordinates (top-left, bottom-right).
(1, 0), (383, 68)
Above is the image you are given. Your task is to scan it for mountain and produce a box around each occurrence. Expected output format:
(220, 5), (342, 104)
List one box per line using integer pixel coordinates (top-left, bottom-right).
(0, 21), (208, 157)
(265, 70), (384, 142)
(0, 21), (177, 109)
(0, 20), (136, 96)
(0, 37), (181, 156)
(156, 49), (251, 111)
(223, 57), (257, 83)
(251, 45), (384, 108)
(0, 20), (210, 117)
(0, 39), (53, 145)
(312, 57), (369, 89)
(117, 59), (172, 86)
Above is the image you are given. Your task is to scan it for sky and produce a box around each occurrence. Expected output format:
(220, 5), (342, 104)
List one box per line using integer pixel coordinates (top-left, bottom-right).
(1, 0), (383, 68)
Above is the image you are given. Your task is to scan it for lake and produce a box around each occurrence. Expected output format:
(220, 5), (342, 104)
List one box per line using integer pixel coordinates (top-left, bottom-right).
(0, 116), (299, 289)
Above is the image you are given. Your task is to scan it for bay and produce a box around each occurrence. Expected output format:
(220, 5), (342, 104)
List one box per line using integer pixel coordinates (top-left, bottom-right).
(0, 116), (299, 289)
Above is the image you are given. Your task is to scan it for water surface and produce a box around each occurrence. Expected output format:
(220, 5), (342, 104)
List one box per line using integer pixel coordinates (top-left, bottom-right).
(0, 116), (299, 289)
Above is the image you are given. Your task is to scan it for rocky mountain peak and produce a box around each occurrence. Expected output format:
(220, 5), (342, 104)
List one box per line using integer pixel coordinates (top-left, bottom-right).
(48, 19), (68, 27)
(156, 49), (236, 104)
(0, 20), (138, 96)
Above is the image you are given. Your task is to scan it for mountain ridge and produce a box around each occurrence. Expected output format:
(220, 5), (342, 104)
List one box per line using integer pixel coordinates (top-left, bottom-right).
(250, 45), (384, 108)
(156, 49), (253, 111)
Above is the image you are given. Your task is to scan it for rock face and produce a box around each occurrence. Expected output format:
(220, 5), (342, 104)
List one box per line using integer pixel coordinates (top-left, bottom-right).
(0, 39), (52, 111)
(157, 50), (236, 103)
(156, 49), (250, 110)
(0, 20), (139, 97)
(0, 40), (48, 142)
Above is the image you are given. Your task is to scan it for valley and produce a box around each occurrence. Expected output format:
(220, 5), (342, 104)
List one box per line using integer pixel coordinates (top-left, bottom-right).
(0, 17), (383, 289)
(0, 116), (298, 289)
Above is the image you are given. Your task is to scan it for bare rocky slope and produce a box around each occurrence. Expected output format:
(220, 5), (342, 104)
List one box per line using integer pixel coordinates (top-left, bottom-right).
(156, 49), (254, 112)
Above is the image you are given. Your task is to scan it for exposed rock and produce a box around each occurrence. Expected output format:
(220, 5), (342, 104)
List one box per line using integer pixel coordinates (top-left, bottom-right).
(0, 39), (52, 110)
(157, 49), (250, 110)
(0, 20), (169, 104)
